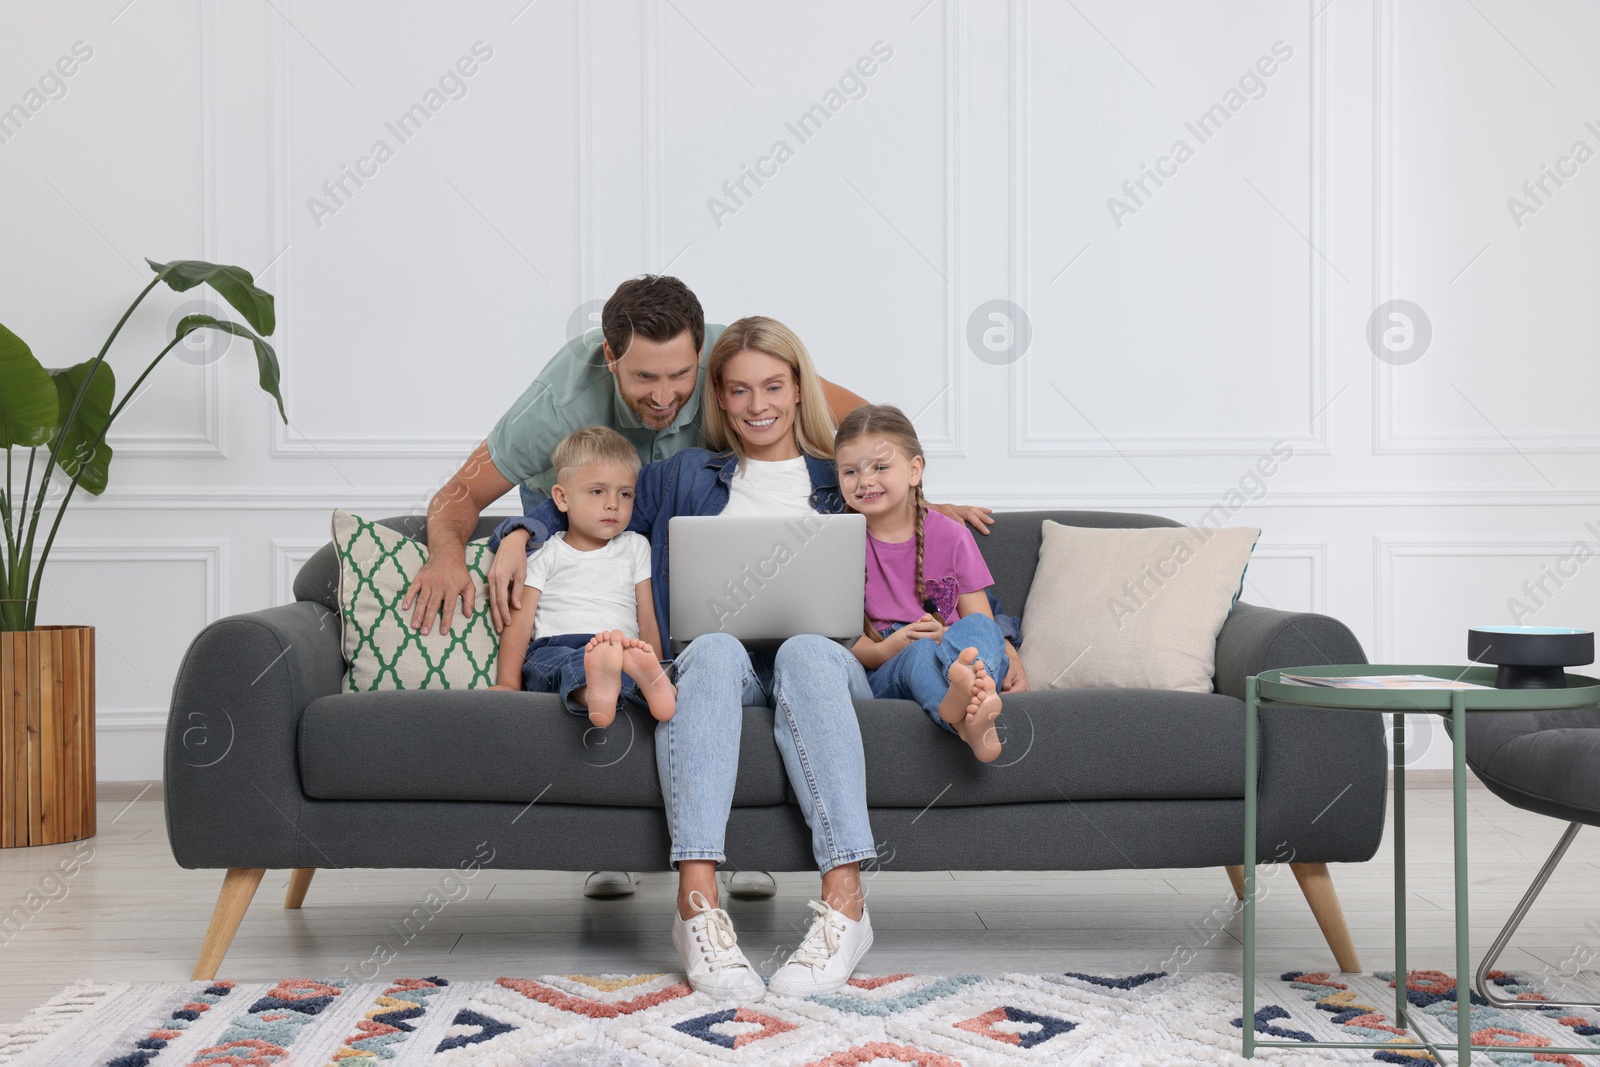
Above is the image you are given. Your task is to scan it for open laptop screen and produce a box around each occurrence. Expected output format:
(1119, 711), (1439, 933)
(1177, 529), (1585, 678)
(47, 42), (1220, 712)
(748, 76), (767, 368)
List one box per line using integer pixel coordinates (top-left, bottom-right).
(667, 514), (866, 654)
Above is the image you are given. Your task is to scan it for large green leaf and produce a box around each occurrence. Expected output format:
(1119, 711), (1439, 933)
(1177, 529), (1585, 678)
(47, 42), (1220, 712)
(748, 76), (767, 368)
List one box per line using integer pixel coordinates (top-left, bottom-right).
(176, 314), (286, 422)
(148, 259), (276, 335)
(48, 361), (116, 495)
(0, 322), (59, 448)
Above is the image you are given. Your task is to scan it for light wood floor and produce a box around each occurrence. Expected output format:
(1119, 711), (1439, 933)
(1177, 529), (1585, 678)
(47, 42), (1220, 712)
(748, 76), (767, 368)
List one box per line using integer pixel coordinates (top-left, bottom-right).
(2, 776), (1597, 1025)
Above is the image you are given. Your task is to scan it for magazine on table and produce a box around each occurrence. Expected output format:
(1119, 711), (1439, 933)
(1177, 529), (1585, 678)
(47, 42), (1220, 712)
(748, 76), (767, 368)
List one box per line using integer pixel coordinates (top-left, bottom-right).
(1277, 673), (1491, 691)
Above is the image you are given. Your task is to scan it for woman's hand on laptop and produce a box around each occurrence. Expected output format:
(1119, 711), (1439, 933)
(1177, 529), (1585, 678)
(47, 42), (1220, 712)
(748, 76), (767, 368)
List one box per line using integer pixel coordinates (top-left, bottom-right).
(928, 501), (995, 535)
(487, 528), (532, 633)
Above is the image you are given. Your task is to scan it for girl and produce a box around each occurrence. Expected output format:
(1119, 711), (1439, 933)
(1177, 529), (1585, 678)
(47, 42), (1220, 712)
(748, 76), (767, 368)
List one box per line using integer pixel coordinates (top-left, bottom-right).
(835, 405), (1009, 762)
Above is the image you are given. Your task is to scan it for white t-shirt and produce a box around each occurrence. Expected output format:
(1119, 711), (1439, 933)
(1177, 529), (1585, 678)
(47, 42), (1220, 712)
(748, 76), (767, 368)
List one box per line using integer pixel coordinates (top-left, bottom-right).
(719, 456), (813, 517)
(524, 531), (653, 640)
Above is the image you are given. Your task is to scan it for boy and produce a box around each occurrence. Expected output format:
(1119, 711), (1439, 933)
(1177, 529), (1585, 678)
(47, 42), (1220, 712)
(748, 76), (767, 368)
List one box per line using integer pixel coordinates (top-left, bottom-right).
(490, 426), (675, 727)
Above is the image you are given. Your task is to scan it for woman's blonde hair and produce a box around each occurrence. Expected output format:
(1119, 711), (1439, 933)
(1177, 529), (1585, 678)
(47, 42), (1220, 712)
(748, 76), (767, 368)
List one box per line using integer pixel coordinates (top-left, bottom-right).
(834, 404), (932, 642)
(700, 316), (836, 464)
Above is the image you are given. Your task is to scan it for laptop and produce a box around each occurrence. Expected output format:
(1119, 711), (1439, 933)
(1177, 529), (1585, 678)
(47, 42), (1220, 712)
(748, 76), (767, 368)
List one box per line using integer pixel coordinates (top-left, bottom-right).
(667, 514), (866, 654)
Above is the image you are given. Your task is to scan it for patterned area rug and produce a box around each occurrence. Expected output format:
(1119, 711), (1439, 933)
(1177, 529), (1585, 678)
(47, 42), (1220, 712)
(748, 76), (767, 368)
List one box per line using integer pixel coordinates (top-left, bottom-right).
(1, 969), (1596, 1066)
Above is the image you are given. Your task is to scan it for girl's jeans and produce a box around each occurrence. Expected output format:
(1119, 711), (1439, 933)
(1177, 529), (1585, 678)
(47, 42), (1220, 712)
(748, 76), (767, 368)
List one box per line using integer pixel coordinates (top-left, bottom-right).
(658, 632), (877, 875)
(867, 614), (1009, 734)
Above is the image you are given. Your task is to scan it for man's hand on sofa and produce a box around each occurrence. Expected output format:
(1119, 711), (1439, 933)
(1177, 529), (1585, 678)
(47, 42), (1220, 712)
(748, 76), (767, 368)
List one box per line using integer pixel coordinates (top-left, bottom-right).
(929, 502), (995, 535)
(487, 528), (533, 633)
(1002, 640), (1030, 692)
(402, 550), (475, 635)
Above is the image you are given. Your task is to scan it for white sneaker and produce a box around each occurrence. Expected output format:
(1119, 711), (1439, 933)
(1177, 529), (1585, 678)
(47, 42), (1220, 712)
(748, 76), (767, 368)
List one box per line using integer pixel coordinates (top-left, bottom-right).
(767, 900), (873, 997)
(672, 890), (766, 1001)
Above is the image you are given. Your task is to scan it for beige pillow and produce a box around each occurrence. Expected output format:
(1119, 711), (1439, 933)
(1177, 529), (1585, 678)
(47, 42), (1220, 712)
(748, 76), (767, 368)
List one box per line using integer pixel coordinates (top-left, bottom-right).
(1020, 521), (1259, 692)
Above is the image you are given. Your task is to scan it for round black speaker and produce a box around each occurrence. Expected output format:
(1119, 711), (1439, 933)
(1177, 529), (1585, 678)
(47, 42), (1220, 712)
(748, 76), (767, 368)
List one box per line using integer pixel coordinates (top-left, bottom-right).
(1467, 626), (1594, 689)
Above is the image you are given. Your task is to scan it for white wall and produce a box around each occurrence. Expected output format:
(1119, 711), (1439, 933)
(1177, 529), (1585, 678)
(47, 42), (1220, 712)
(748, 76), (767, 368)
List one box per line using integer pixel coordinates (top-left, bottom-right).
(2, 0), (1596, 779)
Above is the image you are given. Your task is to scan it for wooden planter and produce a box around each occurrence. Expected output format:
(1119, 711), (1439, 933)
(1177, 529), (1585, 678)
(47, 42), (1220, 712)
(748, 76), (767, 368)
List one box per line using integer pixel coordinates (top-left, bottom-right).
(1, 625), (96, 847)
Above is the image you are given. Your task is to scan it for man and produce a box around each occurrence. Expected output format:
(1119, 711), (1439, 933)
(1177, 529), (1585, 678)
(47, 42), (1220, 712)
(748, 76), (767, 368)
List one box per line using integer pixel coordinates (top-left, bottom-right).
(402, 275), (1005, 898)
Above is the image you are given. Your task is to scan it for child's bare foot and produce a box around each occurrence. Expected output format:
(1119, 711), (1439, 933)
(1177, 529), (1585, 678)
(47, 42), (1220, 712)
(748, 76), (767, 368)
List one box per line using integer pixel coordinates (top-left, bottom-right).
(620, 637), (675, 721)
(583, 631), (624, 727)
(956, 661), (1003, 762)
(939, 647), (982, 727)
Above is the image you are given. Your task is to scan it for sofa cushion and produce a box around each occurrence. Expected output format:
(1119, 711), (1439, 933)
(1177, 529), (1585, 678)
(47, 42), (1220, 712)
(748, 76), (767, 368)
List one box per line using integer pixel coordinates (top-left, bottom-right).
(298, 690), (789, 806)
(858, 689), (1248, 806)
(297, 512), (511, 613)
(300, 688), (1246, 808)
(1021, 521), (1259, 692)
(971, 510), (1180, 631)
(333, 509), (500, 691)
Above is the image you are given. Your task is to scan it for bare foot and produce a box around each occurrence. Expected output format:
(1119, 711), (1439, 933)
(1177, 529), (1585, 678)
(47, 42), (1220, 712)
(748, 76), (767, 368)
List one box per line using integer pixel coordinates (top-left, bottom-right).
(956, 661), (1003, 762)
(583, 631), (624, 727)
(621, 637), (675, 721)
(939, 647), (982, 727)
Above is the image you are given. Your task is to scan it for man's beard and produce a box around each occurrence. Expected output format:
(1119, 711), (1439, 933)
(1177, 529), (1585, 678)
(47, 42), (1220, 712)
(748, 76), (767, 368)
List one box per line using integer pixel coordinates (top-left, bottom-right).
(633, 399), (681, 429)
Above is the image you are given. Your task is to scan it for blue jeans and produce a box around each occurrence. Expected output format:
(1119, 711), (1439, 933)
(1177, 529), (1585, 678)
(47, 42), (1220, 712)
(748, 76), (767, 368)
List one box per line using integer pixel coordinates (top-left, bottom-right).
(867, 614), (1009, 735)
(522, 633), (647, 714)
(658, 632), (877, 874)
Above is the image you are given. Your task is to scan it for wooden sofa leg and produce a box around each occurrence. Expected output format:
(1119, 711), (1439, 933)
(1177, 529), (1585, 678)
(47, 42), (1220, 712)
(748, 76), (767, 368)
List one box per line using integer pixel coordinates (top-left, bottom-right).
(285, 868), (315, 909)
(193, 868), (265, 980)
(1225, 865), (1245, 900)
(1291, 862), (1361, 972)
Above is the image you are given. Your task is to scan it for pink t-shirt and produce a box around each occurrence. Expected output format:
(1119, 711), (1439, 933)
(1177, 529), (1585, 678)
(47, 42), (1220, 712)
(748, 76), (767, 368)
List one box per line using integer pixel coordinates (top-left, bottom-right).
(863, 508), (995, 631)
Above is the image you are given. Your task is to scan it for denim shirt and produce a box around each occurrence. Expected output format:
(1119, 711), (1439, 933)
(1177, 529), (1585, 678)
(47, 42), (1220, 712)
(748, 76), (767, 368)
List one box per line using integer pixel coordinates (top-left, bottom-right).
(489, 447), (1021, 652)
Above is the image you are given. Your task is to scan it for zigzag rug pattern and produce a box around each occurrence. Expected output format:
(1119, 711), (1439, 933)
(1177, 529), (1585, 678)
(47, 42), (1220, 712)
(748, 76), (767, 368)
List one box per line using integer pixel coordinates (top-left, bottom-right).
(1, 969), (1595, 1065)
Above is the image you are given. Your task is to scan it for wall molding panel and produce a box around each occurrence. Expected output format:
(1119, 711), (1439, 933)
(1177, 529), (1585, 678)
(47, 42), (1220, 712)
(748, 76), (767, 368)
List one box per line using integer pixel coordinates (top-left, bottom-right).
(46, 540), (227, 626)
(43, 540), (227, 743)
(1369, 0), (1598, 456)
(109, 0), (225, 458)
(1009, 0), (1331, 458)
(272, 537), (328, 605)
(1371, 537), (1591, 662)
(1248, 539), (1331, 615)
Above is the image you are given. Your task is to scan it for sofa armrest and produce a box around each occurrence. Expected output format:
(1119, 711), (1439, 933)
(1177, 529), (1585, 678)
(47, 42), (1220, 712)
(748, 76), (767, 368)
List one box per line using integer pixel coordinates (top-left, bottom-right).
(1215, 601), (1386, 863)
(1214, 600), (1367, 699)
(163, 600), (346, 870)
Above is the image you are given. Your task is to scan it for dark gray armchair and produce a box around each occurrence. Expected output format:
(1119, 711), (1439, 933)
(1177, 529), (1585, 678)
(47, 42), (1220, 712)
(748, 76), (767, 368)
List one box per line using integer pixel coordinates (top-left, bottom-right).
(1450, 707), (1600, 1008)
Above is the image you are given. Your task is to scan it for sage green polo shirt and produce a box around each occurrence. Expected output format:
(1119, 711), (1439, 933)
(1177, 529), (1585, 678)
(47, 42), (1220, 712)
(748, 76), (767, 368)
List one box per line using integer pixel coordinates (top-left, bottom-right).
(486, 323), (726, 500)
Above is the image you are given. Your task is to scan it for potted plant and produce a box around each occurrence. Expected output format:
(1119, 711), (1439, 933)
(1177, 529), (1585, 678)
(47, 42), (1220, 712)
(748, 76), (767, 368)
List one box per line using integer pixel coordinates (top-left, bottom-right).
(1, 259), (285, 847)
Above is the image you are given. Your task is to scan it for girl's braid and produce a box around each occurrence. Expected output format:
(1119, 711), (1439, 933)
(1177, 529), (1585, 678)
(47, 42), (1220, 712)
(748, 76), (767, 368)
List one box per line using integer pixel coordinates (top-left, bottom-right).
(912, 481), (939, 623)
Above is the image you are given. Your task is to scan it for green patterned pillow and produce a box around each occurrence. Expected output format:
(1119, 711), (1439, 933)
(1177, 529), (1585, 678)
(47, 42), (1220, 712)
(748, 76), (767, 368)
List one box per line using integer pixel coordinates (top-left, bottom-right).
(333, 508), (499, 690)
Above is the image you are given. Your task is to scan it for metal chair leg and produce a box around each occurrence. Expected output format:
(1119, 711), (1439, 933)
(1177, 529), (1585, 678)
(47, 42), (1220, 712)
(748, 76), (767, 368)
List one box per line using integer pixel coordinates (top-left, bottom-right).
(1475, 821), (1599, 1010)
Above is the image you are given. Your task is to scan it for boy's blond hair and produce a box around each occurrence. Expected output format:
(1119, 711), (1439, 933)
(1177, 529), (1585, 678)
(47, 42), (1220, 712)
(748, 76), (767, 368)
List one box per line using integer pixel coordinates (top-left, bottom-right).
(551, 426), (641, 485)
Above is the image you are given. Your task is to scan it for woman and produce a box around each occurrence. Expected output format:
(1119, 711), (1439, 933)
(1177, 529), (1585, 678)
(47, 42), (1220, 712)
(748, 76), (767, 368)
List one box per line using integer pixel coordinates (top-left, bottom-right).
(489, 317), (1021, 1000)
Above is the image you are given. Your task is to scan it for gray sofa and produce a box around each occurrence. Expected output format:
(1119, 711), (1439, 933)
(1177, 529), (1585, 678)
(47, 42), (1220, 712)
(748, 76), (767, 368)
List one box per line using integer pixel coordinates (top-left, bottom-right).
(164, 509), (1385, 980)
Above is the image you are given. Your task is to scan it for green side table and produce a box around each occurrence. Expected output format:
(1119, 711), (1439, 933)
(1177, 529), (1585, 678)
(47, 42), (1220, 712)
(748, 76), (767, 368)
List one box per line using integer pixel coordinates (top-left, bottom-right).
(1242, 664), (1600, 1063)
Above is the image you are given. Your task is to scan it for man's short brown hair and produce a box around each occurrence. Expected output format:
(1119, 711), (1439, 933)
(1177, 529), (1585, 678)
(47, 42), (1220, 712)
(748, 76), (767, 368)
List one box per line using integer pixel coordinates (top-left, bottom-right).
(601, 275), (705, 361)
